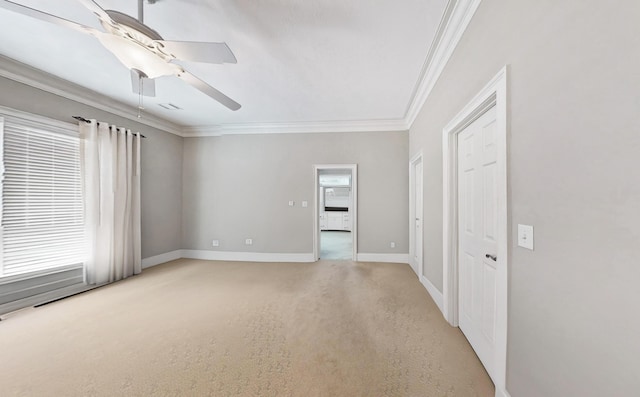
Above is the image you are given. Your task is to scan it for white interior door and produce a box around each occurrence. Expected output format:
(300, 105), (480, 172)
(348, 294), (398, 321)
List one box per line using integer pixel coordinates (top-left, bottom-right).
(412, 159), (423, 276)
(457, 106), (498, 379)
(317, 183), (322, 259)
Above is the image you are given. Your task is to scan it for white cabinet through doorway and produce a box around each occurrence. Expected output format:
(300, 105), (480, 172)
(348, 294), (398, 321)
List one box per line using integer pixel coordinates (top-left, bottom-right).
(321, 212), (350, 231)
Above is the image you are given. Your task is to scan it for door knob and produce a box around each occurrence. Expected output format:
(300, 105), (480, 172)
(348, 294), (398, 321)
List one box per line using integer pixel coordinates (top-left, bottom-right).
(485, 254), (497, 261)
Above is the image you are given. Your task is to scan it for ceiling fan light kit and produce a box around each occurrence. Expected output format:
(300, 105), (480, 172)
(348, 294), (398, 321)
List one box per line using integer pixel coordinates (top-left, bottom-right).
(96, 32), (182, 79)
(0, 0), (241, 111)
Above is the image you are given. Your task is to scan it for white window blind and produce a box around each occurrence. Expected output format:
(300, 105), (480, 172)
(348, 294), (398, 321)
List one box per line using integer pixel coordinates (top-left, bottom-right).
(0, 115), (85, 278)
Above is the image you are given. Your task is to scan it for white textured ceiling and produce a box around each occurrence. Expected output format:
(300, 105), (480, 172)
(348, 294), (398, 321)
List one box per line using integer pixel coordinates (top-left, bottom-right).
(0, 0), (448, 130)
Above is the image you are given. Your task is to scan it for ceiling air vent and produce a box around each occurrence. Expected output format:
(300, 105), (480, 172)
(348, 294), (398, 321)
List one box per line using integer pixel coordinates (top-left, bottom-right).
(158, 103), (182, 110)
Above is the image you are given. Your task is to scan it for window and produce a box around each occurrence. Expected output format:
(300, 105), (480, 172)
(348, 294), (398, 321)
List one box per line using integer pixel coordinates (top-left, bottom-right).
(0, 111), (84, 279)
(319, 175), (351, 187)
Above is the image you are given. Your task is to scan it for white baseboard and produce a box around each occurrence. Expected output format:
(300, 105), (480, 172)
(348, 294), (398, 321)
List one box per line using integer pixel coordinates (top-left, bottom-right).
(181, 250), (316, 263)
(420, 275), (444, 314)
(141, 250), (183, 269)
(144, 250), (411, 266)
(0, 283), (90, 317)
(495, 387), (511, 397)
(356, 253), (409, 263)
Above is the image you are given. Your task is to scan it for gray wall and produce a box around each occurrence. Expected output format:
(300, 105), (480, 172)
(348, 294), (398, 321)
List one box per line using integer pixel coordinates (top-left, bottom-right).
(410, 0), (640, 395)
(182, 132), (408, 254)
(0, 77), (183, 258)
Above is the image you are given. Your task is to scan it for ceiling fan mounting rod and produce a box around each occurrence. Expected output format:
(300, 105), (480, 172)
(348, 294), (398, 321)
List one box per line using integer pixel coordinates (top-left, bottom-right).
(137, 0), (143, 23)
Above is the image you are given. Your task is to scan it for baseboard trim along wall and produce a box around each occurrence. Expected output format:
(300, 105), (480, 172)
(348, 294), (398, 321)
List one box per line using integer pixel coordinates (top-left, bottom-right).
(495, 387), (512, 397)
(141, 250), (183, 269)
(0, 283), (90, 317)
(420, 275), (444, 314)
(356, 253), (410, 264)
(181, 250), (316, 263)
(142, 251), (412, 266)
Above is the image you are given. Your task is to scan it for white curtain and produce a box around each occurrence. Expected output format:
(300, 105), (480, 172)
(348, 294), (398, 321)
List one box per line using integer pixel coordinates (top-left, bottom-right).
(80, 120), (141, 285)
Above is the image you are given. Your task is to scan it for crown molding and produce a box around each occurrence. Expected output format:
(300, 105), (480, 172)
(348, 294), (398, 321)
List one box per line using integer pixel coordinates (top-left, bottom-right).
(0, 55), (184, 137)
(184, 0), (483, 136)
(182, 118), (409, 137)
(403, 0), (483, 128)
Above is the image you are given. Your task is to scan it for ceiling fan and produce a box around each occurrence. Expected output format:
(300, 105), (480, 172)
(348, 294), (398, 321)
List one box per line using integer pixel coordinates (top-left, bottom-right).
(0, 0), (241, 111)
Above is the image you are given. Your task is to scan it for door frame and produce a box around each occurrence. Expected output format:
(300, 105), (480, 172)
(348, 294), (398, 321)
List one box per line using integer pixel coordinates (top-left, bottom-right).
(442, 66), (508, 396)
(409, 151), (423, 277)
(313, 164), (358, 261)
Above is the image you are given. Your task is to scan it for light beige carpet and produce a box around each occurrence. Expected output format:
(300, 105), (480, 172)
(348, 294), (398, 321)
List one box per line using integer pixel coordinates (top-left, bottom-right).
(0, 259), (494, 396)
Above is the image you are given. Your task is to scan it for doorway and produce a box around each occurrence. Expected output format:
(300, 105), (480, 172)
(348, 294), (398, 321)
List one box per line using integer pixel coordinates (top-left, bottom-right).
(313, 165), (357, 261)
(409, 152), (423, 277)
(442, 67), (508, 396)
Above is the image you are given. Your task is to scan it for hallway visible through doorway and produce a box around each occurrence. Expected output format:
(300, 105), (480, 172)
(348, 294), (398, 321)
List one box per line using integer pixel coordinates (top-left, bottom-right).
(314, 164), (357, 261)
(320, 231), (352, 260)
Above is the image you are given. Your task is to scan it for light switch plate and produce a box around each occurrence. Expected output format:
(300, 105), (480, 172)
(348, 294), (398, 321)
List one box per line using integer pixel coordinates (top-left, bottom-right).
(517, 224), (534, 250)
(212, 240), (219, 247)
(288, 200), (295, 207)
(301, 201), (308, 208)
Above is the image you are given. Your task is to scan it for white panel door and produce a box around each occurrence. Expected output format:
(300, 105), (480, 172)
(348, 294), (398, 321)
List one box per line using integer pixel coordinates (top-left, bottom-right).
(457, 106), (498, 380)
(412, 160), (423, 276)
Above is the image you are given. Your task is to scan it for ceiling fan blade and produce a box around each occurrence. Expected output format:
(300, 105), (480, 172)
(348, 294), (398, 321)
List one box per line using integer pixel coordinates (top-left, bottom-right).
(75, 0), (113, 24)
(130, 69), (156, 97)
(158, 41), (237, 64)
(0, 0), (97, 34)
(177, 71), (241, 111)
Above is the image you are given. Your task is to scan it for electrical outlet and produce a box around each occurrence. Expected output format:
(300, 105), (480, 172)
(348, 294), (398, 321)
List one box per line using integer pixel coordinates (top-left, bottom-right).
(245, 238), (253, 245)
(212, 240), (219, 247)
(301, 201), (308, 208)
(288, 200), (295, 206)
(390, 242), (396, 248)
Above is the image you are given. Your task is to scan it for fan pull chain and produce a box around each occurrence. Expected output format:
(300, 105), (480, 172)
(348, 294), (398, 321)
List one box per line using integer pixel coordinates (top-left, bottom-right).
(137, 77), (144, 118)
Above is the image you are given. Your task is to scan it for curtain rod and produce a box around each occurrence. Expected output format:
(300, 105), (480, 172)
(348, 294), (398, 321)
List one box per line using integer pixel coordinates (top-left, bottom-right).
(73, 116), (147, 138)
